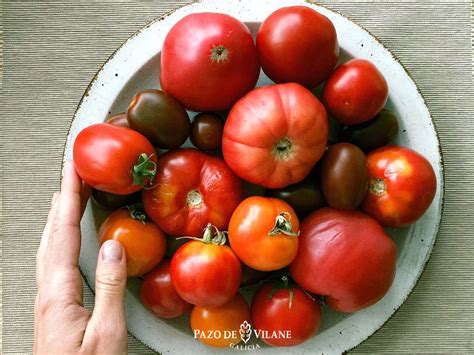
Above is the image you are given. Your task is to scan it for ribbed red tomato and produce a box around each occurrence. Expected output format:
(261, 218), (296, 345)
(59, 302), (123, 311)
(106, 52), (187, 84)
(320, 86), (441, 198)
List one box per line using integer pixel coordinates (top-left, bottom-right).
(222, 83), (328, 188)
(290, 208), (396, 312)
(362, 146), (437, 227)
(142, 148), (243, 237)
(160, 13), (259, 111)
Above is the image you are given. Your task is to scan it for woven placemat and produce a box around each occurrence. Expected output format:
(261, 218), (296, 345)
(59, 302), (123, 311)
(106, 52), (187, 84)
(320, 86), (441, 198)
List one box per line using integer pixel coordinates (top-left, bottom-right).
(2, 1), (473, 353)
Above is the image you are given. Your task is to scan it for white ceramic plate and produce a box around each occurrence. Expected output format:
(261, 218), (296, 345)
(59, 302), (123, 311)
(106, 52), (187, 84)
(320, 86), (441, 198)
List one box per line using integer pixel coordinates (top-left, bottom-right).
(63, 0), (444, 353)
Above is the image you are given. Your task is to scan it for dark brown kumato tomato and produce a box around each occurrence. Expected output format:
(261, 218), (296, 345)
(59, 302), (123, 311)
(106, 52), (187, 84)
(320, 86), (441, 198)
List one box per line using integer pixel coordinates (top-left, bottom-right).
(105, 112), (129, 127)
(267, 176), (326, 217)
(321, 143), (369, 210)
(190, 113), (224, 150)
(339, 108), (399, 153)
(91, 189), (140, 210)
(127, 89), (190, 149)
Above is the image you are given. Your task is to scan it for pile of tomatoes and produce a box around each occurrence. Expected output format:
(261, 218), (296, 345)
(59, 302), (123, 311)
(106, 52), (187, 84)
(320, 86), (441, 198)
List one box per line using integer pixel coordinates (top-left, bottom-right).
(73, 6), (437, 348)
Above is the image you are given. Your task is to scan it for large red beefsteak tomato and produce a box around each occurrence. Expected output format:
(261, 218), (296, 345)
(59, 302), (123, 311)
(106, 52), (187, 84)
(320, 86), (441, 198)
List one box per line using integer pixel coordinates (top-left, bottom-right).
(290, 208), (397, 312)
(222, 83), (328, 188)
(160, 13), (259, 111)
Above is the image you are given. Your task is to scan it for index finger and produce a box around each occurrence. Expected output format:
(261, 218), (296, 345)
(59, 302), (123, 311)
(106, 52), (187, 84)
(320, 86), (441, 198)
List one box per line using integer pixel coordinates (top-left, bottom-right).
(46, 160), (83, 269)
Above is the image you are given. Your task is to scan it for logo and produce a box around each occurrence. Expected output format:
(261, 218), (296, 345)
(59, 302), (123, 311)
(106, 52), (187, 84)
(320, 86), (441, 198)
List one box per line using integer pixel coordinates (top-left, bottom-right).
(193, 320), (292, 351)
(239, 321), (252, 344)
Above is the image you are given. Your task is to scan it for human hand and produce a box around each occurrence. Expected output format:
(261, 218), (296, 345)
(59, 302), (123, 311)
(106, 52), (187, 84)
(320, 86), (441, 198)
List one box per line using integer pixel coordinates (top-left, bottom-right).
(34, 161), (128, 354)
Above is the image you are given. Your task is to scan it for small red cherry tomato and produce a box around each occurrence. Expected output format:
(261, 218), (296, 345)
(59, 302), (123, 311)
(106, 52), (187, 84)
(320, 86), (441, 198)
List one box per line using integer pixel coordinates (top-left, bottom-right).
(251, 278), (321, 347)
(362, 146), (437, 227)
(140, 259), (192, 318)
(171, 224), (242, 307)
(323, 59), (388, 125)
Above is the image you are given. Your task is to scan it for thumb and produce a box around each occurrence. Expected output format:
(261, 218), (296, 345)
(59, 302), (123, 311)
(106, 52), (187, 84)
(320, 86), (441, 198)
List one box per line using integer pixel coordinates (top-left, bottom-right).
(91, 240), (127, 327)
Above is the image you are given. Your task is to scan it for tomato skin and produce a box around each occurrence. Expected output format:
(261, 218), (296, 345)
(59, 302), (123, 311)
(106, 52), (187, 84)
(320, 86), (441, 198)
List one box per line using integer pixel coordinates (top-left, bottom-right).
(323, 59), (388, 125)
(160, 13), (259, 111)
(140, 259), (192, 318)
(142, 148), (243, 237)
(127, 89), (190, 149)
(257, 6), (339, 88)
(222, 83), (328, 188)
(98, 209), (166, 276)
(190, 113), (224, 151)
(105, 112), (129, 127)
(251, 283), (321, 347)
(290, 208), (396, 312)
(362, 146), (437, 227)
(171, 240), (242, 307)
(320, 143), (369, 210)
(228, 197), (300, 271)
(73, 123), (157, 195)
(190, 293), (250, 348)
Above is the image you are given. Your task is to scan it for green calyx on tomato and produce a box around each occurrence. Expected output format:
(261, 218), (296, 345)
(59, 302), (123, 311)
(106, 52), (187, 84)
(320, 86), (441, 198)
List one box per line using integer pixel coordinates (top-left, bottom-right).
(268, 276), (294, 309)
(210, 45), (229, 62)
(269, 212), (300, 237)
(126, 203), (147, 224)
(179, 223), (228, 246)
(132, 153), (157, 188)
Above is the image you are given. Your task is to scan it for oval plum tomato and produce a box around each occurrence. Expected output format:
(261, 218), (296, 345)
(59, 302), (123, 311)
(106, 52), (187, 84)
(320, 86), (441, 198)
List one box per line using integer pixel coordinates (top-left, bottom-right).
(105, 112), (129, 127)
(323, 59), (388, 125)
(142, 148), (242, 237)
(222, 83), (328, 188)
(127, 89), (190, 149)
(190, 293), (250, 348)
(290, 208), (396, 312)
(98, 207), (166, 276)
(251, 278), (321, 346)
(362, 146), (437, 227)
(228, 196), (300, 271)
(171, 224), (242, 307)
(160, 13), (259, 111)
(140, 259), (192, 318)
(73, 123), (157, 195)
(320, 143), (369, 210)
(257, 6), (339, 88)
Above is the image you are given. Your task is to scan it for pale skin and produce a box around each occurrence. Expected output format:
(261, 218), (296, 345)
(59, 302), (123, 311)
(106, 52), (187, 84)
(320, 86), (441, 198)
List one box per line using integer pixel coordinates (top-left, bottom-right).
(35, 161), (128, 354)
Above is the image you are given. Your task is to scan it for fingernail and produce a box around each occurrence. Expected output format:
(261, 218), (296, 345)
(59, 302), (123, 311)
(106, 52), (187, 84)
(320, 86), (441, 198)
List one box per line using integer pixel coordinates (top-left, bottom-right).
(51, 192), (59, 207)
(102, 240), (123, 263)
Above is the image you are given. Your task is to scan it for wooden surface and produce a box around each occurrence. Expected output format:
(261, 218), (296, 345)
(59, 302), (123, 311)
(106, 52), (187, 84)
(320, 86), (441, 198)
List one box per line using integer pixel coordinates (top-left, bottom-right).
(2, 1), (473, 353)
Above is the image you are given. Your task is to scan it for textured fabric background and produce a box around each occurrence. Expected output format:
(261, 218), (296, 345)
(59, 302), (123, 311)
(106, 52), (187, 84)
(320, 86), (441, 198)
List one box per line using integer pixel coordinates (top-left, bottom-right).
(1, 1), (473, 353)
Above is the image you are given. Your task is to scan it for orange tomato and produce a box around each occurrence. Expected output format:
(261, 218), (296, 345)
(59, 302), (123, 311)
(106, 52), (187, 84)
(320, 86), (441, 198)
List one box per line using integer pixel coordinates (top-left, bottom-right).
(190, 293), (250, 348)
(98, 208), (166, 276)
(228, 197), (300, 271)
